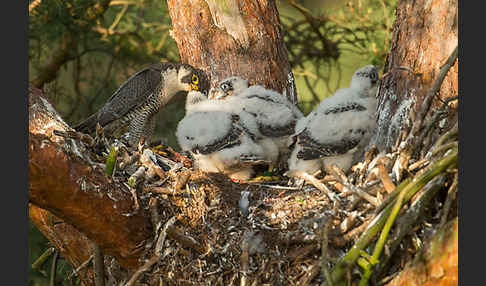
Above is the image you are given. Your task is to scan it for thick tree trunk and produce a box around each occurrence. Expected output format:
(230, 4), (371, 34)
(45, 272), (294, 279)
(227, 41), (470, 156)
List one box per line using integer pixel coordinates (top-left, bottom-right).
(372, 0), (458, 151)
(167, 0), (298, 104)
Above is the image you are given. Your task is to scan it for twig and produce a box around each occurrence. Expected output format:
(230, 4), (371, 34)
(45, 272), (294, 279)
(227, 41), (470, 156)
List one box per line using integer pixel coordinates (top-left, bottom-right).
(173, 169), (192, 191)
(155, 217), (177, 256)
(285, 170), (340, 204)
(148, 186), (186, 196)
(326, 166), (378, 206)
(430, 121), (458, 152)
(124, 217), (176, 286)
(321, 219), (333, 286)
(94, 245), (105, 286)
(49, 250), (59, 286)
(140, 149), (166, 180)
(32, 247), (56, 271)
(359, 165), (416, 285)
(430, 141), (458, 158)
(338, 211), (359, 234)
(117, 149), (140, 170)
(439, 172), (458, 229)
(323, 149), (457, 285)
(331, 220), (370, 247)
(149, 197), (161, 236)
(376, 165), (395, 193)
(417, 96), (458, 147)
(53, 129), (95, 146)
(413, 45), (458, 135)
(299, 260), (321, 286)
(29, 0), (42, 13)
(66, 255), (94, 281)
(240, 231), (250, 286)
(408, 158), (429, 172)
(128, 166), (146, 188)
(249, 183), (301, 191)
(376, 174), (446, 279)
(373, 178), (411, 215)
(167, 226), (206, 254)
(124, 255), (160, 286)
(108, 4), (129, 32)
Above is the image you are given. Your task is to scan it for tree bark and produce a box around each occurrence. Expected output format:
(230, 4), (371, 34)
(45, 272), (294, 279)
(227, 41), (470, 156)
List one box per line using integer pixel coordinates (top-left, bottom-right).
(167, 0), (298, 104)
(29, 86), (152, 270)
(29, 204), (95, 285)
(372, 0), (458, 151)
(385, 217), (458, 286)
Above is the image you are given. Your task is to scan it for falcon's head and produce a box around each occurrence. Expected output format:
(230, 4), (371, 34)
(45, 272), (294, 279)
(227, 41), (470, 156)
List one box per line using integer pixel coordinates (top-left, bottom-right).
(350, 65), (379, 93)
(178, 64), (210, 96)
(209, 76), (249, 100)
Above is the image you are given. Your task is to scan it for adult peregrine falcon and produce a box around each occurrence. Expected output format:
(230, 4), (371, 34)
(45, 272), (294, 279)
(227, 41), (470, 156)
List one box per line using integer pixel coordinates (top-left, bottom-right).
(74, 62), (210, 146)
(209, 76), (304, 168)
(177, 91), (267, 181)
(288, 65), (379, 175)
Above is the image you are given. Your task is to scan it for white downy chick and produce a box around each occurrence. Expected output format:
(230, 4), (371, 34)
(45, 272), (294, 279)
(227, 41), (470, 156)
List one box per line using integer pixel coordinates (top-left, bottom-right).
(177, 91), (267, 181)
(211, 76), (304, 168)
(287, 65), (380, 175)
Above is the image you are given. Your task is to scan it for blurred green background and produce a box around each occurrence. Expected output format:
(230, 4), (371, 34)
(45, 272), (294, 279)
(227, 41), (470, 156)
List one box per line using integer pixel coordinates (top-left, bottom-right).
(28, 0), (397, 284)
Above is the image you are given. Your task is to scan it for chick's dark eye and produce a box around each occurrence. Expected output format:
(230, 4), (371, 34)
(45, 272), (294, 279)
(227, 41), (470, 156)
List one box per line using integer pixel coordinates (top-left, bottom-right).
(371, 72), (378, 82)
(221, 82), (232, 92)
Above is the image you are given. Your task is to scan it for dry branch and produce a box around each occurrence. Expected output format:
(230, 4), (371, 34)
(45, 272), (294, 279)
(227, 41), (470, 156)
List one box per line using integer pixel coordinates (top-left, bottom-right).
(29, 87), (152, 270)
(29, 204), (96, 285)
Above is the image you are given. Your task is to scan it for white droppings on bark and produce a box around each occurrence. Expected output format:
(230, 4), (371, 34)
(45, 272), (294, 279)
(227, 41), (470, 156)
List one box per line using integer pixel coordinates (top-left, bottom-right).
(387, 96), (415, 148)
(204, 0), (250, 49)
(39, 97), (69, 128)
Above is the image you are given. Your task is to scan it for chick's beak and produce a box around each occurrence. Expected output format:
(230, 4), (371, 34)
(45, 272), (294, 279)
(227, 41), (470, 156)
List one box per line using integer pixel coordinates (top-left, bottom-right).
(215, 90), (232, 100)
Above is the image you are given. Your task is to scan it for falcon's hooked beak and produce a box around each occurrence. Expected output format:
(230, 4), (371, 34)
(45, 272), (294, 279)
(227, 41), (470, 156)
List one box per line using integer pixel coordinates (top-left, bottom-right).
(190, 83), (199, 91)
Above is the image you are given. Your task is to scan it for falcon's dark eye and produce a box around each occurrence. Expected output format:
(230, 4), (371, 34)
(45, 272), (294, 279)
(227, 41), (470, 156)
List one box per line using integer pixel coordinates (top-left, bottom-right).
(220, 82), (233, 93)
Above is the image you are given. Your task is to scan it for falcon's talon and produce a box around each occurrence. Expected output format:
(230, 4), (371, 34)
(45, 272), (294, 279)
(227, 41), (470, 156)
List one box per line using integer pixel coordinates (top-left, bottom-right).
(151, 144), (168, 156)
(249, 175), (280, 182)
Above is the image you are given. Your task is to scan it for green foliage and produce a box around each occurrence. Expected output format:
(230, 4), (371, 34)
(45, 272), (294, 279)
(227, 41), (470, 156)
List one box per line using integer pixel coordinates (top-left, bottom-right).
(279, 0), (397, 113)
(29, 222), (78, 285)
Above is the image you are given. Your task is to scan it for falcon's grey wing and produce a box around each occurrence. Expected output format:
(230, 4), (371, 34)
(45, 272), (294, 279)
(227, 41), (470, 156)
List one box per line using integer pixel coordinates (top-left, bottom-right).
(74, 63), (171, 133)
